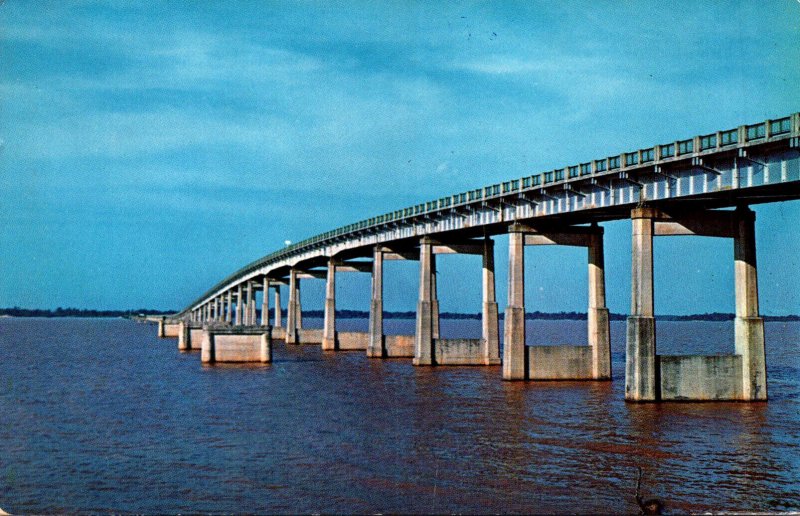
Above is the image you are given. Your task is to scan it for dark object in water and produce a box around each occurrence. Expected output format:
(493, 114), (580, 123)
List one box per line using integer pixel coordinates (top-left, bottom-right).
(635, 466), (664, 515)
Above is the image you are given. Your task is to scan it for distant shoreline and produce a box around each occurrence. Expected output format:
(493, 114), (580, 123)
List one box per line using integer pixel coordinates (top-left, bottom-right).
(1, 308), (798, 322)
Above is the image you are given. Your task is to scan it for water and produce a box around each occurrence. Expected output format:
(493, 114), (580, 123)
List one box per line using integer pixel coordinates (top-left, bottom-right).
(0, 317), (798, 513)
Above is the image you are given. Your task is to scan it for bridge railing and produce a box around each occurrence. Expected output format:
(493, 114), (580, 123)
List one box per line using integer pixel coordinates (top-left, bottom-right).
(180, 112), (799, 315)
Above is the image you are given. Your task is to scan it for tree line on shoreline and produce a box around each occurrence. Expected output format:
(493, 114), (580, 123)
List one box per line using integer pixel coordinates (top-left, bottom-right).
(1, 307), (798, 322)
(0, 307), (176, 318)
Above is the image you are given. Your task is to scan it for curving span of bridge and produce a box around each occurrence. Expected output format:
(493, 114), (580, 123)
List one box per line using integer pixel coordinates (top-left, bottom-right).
(161, 112), (800, 402)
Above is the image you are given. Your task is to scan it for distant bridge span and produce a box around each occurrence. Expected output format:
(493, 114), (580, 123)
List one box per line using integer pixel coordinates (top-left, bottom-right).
(166, 112), (800, 402)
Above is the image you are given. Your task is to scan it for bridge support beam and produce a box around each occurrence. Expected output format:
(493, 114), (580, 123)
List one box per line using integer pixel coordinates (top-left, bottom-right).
(226, 290), (232, 323)
(287, 269), (298, 343)
(626, 208), (657, 400)
(262, 277), (270, 326)
(250, 282), (258, 325)
(414, 237), (498, 366)
(235, 284), (243, 326)
(322, 258), (337, 350)
(482, 236), (501, 365)
(286, 269), (303, 344)
(244, 281), (254, 326)
(503, 228), (527, 380)
(625, 206), (767, 401)
(431, 254), (440, 340)
(734, 209), (767, 400)
(295, 277), (302, 329)
(503, 223), (610, 380)
(414, 238), (435, 365)
(273, 286), (282, 328)
(367, 246), (385, 357)
(588, 231), (612, 379)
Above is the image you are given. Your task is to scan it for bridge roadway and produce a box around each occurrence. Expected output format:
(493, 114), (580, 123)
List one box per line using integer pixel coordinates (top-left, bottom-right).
(164, 113), (800, 402)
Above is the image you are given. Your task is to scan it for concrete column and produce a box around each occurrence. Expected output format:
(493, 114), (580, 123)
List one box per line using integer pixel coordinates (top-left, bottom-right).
(367, 246), (385, 357)
(322, 258), (337, 350)
(226, 290), (232, 323)
(245, 281), (254, 326)
(249, 283), (257, 326)
(295, 277), (303, 329)
(215, 297), (222, 322)
(482, 236), (501, 365)
(262, 277), (270, 326)
(588, 228), (611, 380)
(734, 207), (767, 400)
(178, 320), (190, 351)
(503, 228), (527, 380)
(273, 287), (282, 328)
(235, 284), (243, 326)
(158, 316), (166, 337)
(287, 269), (298, 344)
(201, 330), (214, 364)
(414, 237), (434, 365)
(431, 254), (440, 340)
(626, 208), (658, 401)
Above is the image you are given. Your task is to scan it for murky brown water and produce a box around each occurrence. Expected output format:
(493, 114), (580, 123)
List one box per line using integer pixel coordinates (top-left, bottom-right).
(0, 318), (798, 513)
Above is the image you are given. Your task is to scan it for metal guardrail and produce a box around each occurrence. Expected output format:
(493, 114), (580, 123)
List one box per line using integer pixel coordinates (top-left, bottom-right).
(179, 113), (800, 315)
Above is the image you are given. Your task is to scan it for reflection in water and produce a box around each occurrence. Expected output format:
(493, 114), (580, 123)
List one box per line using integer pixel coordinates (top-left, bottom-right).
(0, 318), (797, 513)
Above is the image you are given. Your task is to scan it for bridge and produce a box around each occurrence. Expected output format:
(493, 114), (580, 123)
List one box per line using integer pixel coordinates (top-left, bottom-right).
(160, 113), (800, 402)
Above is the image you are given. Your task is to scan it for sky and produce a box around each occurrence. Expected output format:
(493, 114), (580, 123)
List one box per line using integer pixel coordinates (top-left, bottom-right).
(1, 1), (799, 315)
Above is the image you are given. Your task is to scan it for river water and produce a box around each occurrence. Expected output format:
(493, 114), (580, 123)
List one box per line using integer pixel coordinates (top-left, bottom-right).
(0, 317), (798, 513)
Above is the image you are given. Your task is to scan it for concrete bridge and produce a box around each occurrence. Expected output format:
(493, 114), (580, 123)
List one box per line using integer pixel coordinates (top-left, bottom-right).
(162, 113), (800, 402)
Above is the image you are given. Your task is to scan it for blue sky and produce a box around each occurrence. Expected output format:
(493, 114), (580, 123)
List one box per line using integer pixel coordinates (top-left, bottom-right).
(1, 1), (799, 315)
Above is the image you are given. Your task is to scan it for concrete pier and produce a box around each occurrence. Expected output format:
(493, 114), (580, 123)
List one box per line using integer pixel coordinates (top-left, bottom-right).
(235, 284), (243, 326)
(294, 275), (302, 330)
(413, 238), (435, 365)
(322, 258), (337, 350)
(625, 207), (767, 401)
(481, 236), (501, 365)
(503, 224), (611, 381)
(244, 281), (254, 326)
(367, 246), (385, 357)
(734, 208), (767, 400)
(625, 208), (657, 400)
(273, 287), (282, 328)
(414, 237), (500, 366)
(201, 326), (272, 364)
(503, 228), (527, 379)
(178, 320), (204, 351)
(286, 269), (299, 344)
(261, 277), (270, 326)
(367, 245), (419, 358)
(158, 317), (181, 338)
